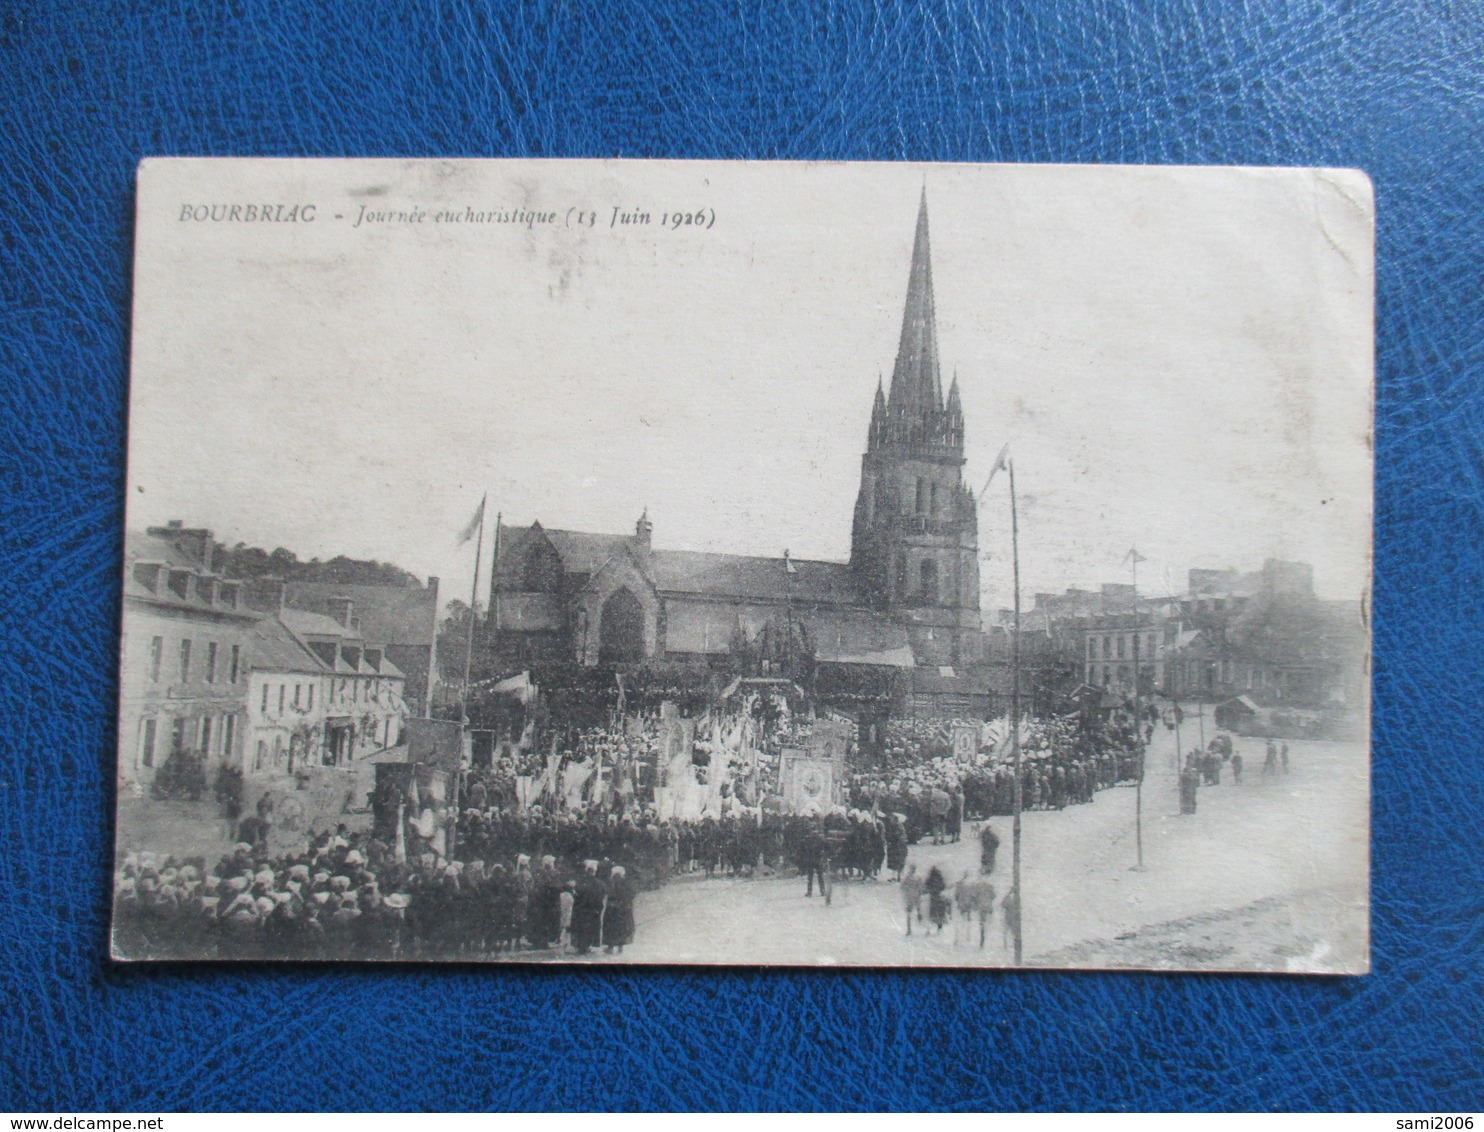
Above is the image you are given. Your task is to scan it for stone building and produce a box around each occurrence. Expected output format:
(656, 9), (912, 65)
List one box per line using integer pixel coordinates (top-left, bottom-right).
(119, 524), (255, 787)
(242, 586), (409, 778)
(485, 194), (989, 714)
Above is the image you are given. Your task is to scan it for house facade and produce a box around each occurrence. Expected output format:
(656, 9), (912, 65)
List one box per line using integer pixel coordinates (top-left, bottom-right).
(119, 525), (256, 787)
(244, 593), (409, 781)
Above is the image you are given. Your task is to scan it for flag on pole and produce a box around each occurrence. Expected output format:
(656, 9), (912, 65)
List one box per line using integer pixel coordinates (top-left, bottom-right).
(981, 443), (1011, 494)
(1123, 548), (1147, 565)
(783, 549), (796, 574)
(457, 494), (487, 546)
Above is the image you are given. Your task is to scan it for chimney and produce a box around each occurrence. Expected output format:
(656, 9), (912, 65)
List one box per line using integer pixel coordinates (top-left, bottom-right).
(148, 521), (215, 572)
(635, 509), (653, 553)
(327, 596), (354, 629)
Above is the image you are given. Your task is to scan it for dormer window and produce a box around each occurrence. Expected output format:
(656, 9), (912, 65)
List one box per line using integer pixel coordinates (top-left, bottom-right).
(133, 562), (163, 593)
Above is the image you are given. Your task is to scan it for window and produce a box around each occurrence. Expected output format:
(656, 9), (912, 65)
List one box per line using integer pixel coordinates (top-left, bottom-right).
(200, 716), (213, 756)
(139, 718), (157, 769)
(229, 645), (240, 683)
(149, 637), (163, 682)
(915, 478), (926, 514)
(1087, 638), (1096, 660)
(895, 553), (907, 593)
(261, 684), (269, 713)
(206, 642), (218, 684)
(1102, 666), (1112, 685)
(919, 558), (938, 604)
(929, 482), (939, 516)
(255, 740), (267, 772)
(293, 684), (301, 709)
(307, 685), (314, 711)
(178, 639), (192, 683)
(278, 685), (285, 713)
(222, 714), (235, 760)
(171, 717), (188, 756)
(1117, 635), (1126, 659)
(1102, 637), (1111, 659)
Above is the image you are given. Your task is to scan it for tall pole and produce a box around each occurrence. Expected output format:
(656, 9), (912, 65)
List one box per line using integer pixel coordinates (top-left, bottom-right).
(490, 512), (502, 638)
(1131, 552), (1144, 871)
(461, 495), (486, 726)
(451, 496), (487, 862)
(1009, 458), (1023, 966)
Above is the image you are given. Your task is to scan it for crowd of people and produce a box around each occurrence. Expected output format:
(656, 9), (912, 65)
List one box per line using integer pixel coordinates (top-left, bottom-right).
(847, 710), (1151, 829)
(113, 801), (929, 959)
(116, 684), (1169, 959)
(112, 821), (642, 961)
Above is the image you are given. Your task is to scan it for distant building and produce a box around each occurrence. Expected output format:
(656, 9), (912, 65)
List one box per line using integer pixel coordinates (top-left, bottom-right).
(485, 194), (990, 715)
(1155, 561), (1365, 706)
(242, 585), (409, 779)
(1022, 560), (1367, 712)
(119, 524), (255, 786)
(279, 579), (439, 715)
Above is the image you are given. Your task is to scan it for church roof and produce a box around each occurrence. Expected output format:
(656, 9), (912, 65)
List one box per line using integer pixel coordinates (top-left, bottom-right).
(505, 522), (864, 607)
(648, 548), (860, 606)
(540, 529), (632, 576)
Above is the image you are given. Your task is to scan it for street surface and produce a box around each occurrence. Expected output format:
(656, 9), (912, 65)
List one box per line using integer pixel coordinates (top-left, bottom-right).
(621, 718), (1368, 971)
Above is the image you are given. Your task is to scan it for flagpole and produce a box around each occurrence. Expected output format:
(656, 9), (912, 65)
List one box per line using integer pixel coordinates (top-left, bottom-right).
(1009, 457), (1023, 966)
(491, 512), (502, 637)
(462, 496), (486, 725)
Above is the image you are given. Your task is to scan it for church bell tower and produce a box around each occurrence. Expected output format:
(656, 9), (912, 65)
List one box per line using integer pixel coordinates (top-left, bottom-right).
(850, 191), (981, 666)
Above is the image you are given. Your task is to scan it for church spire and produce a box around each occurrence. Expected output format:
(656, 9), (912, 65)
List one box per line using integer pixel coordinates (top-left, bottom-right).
(868, 375), (887, 449)
(886, 189), (947, 447)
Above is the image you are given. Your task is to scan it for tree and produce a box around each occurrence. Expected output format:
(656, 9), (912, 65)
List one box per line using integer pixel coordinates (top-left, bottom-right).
(437, 600), (476, 684)
(220, 542), (421, 588)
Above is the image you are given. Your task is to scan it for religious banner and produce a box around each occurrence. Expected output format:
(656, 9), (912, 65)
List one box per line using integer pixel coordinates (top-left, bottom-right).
(952, 723), (979, 762)
(780, 750), (837, 813)
(403, 717), (465, 772)
(805, 719), (852, 764)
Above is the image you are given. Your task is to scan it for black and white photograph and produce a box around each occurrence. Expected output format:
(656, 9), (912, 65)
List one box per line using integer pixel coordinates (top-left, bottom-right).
(113, 158), (1373, 970)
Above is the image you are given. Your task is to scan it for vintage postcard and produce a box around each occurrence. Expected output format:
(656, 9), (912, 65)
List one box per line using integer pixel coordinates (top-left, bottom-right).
(114, 158), (1373, 969)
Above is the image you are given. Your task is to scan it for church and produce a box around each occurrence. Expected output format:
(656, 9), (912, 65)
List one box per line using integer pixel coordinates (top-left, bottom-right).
(486, 194), (993, 717)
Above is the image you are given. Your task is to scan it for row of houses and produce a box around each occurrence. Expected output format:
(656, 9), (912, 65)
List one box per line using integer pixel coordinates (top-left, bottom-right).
(1005, 559), (1368, 711)
(119, 522), (440, 790)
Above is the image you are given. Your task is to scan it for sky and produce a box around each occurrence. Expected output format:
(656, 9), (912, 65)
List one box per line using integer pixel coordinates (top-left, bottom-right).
(127, 158), (1374, 613)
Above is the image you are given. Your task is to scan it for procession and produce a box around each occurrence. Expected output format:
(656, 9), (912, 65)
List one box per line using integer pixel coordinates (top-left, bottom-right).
(112, 658), (1350, 967)
(112, 173), (1371, 971)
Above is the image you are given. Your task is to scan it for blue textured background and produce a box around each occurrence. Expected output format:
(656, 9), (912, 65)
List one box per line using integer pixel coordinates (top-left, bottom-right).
(2, 0), (1481, 1112)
